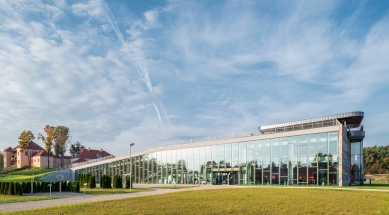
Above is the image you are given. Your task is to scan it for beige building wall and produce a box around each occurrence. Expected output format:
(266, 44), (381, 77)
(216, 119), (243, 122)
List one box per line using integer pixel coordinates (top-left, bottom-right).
(34, 156), (55, 168)
(3, 151), (13, 168)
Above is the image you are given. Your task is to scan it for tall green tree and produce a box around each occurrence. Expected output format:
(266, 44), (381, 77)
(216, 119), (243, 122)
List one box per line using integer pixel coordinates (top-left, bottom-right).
(364, 144), (389, 174)
(38, 125), (55, 169)
(53, 126), (70, 167)
(0, 152), (4, 170)
(69, 141), (85, 158)
(18, 130), (35, 167)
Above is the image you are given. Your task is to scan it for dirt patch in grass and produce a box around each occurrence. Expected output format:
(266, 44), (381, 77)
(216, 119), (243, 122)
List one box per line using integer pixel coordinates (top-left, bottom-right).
(6, 188), (389, 214)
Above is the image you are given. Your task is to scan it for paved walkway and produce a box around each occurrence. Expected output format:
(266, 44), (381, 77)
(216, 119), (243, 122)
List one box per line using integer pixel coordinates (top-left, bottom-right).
(1, 185), (389, 213)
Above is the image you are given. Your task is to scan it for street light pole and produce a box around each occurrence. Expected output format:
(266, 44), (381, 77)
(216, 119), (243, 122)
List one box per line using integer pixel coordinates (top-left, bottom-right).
(130, 143), (134, 192)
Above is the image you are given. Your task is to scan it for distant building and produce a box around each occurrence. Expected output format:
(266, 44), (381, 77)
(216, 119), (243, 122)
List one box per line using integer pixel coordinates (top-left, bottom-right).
(72, 147), (112, 163)
(3, 142), (112, 169)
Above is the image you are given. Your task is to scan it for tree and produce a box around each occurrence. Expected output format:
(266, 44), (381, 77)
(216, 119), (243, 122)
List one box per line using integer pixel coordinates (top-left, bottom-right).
(0, 152), (3, 170)
(69, 141), (85, 158)
(18, 130), (35, 167)
(53, 126), (70, 167)
(38, 125), (55, 169)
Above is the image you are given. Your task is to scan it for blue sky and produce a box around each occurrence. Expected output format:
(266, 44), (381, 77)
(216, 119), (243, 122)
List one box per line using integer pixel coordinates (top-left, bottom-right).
(1, 0), (389, 155)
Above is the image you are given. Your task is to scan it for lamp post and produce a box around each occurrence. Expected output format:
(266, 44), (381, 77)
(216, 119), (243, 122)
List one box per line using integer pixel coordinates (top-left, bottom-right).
(130, 143), (134, 192)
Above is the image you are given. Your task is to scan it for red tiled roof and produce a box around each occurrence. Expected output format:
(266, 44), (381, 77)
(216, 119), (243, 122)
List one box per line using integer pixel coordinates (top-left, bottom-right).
(72, 157), (87, 163)
(14, 141), (44, 150)
(63, 156), (72, 159)
(77, 148), (112, 160)
(32, 151), (59, 158)
(5, 147), (13, 152)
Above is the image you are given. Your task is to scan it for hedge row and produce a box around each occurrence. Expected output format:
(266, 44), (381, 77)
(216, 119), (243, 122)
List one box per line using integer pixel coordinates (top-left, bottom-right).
(100, 175), (111, 188)
(78, 174), (96, 189)
(0, 181), (80, 195)
(113, 175), (123, 188)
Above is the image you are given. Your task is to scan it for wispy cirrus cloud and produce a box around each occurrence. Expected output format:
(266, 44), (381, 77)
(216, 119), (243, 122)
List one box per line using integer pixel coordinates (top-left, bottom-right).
(1, 0), (388, 155)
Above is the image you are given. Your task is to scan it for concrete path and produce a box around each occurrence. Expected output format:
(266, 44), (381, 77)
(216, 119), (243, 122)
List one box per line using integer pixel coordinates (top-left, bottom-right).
(1, 185), (389, 213)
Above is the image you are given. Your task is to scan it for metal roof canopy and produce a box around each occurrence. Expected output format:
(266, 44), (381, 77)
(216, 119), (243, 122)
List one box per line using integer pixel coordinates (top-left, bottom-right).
(258, 111), (364, 132)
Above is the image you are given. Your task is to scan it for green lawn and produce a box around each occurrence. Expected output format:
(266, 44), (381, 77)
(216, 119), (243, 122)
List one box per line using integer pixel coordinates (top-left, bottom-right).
(151, 186), (196, 189)
(342, 184), (389, 190)
(6, 188), (389, 215)
(0, 168), (57, 182)
(82, 187), (152, 195)
(0, 195), (64, 204)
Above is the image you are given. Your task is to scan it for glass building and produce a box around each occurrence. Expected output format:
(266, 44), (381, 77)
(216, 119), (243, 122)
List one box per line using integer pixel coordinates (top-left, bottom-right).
(71, 112), (365, 186)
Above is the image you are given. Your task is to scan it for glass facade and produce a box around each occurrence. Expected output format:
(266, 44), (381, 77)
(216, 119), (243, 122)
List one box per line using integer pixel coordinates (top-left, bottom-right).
(351, 141), (363, 185)
(76, 131), (339, 186)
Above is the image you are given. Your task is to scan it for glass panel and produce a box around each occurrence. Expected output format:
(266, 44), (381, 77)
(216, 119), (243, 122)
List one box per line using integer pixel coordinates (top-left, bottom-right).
(298, 135), (307, 145)
(255, 140), (262, 152)
(239, 146), (246, 165)
(318, 133), (328, 153)
(248, 141), (255, 149)
(271, 173), (279, 185)
(232, 143), (239, 168)
(206, 146), (212, 167)
(308, 134), (317, 148)
(255, 169), (262, 184)
(271, 138), (279, 156)
(263, 140), (270, 154)
(263, 155), (271, 171)
(212, 145), (218, 168)
(328, 132), (338, 154)
(225, 144), (232, 159)
(280, 138), (288, 158)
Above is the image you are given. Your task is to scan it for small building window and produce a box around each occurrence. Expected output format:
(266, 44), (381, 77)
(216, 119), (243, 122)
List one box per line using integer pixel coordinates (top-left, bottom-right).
(38, 159), (40, 162)
(25, 151), (28, 156)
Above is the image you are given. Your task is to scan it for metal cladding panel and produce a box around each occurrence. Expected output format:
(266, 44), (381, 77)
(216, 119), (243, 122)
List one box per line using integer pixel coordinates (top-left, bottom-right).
(259, 111), (364, 131)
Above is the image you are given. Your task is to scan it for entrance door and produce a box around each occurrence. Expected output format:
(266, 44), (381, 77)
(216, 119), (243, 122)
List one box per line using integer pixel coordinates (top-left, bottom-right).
(212, 172), (238, 185)
(228, 172), (237, 185)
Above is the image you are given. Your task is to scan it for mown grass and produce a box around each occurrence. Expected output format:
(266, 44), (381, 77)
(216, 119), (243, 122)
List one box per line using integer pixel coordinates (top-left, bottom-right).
(82, 187), (152, 195)
(0, 168), (57, 182)
(0, 195), (64, 204)
(151, 186), (196, 189)
(6, 188), (389, 215)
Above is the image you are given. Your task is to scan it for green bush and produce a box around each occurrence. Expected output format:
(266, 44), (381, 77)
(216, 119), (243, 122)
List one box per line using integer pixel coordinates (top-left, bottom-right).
(33, 182), (37, 193)
(100, 175), (112, 188)
(3, 182), (9, 194)
(125, 176), (133, 189)
(113, 175), (123, 188)
(8, 182), (15, 195)
(62, 181), (67, 191)
(25, 182), (31, 193)
(90, 175), (96, 189)
(14, 182), (23, 196)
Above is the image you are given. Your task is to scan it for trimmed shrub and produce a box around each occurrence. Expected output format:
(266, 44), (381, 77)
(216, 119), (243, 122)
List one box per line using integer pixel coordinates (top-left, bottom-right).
(90, 175), (96, 189)
(0, 182), (3, 194)
(25, 182), (31, 193)
(8, 182), (15, 195)
(4, 183), (9, 195)
(74, 182), (80, 192)
(63, 182), (67, 191)
(14, 182), (23, 196)
(125, 176), (133, 189)
(33, 182), (37, 193)
(113, 175), (123, 188)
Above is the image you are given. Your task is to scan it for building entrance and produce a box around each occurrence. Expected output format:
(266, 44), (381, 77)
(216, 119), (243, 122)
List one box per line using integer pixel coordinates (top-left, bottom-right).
(212, 172), (238, 185)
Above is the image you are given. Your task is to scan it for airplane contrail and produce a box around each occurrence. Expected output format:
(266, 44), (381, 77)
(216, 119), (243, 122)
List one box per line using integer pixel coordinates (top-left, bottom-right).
(102, 2), (172, 127)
